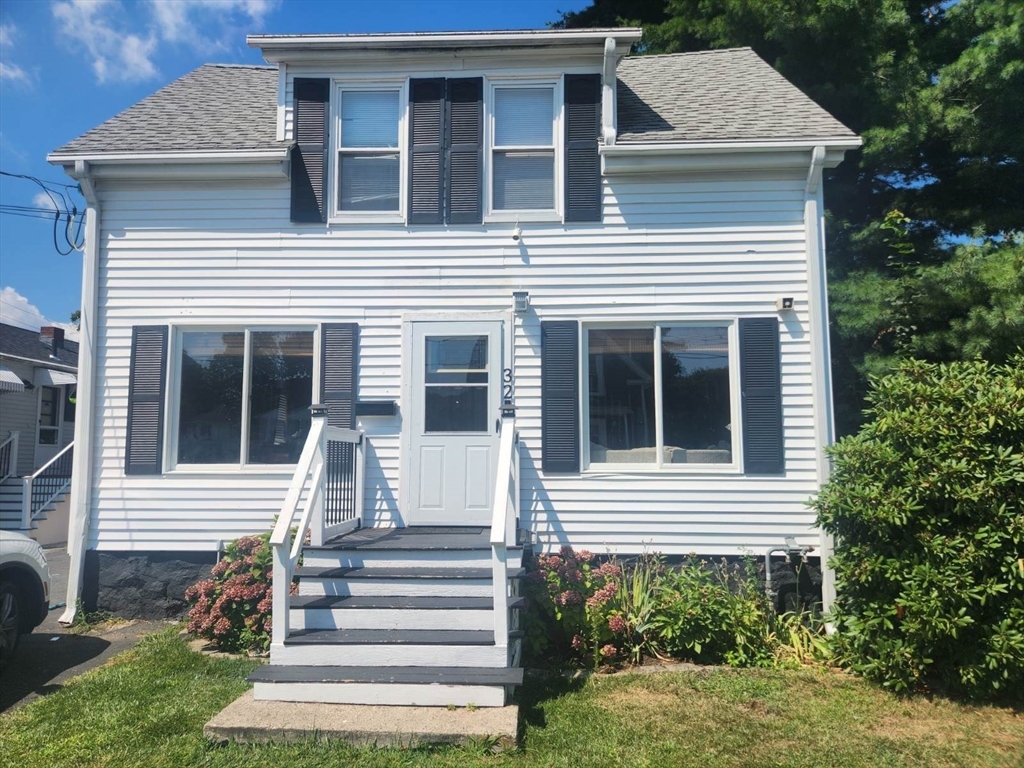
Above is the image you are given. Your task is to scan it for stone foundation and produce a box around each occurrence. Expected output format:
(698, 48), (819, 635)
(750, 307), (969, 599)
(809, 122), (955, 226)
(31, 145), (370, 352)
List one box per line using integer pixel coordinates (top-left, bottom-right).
(83, 550), (217, 619)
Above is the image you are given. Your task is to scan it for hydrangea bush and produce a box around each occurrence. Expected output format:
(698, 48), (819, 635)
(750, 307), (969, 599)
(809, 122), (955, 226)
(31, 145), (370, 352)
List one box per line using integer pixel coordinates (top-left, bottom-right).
(185, 532), (276, 654)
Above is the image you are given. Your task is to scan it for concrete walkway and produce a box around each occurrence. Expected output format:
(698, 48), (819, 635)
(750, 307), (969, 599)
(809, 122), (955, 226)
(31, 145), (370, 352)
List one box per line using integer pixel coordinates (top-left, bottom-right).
(205, 690), (519, 748)
(0, 543), (166, 713)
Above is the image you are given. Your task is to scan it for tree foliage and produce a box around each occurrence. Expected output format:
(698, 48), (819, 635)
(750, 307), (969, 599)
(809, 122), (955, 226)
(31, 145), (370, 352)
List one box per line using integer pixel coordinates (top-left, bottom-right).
(554, 0), (1024, 432)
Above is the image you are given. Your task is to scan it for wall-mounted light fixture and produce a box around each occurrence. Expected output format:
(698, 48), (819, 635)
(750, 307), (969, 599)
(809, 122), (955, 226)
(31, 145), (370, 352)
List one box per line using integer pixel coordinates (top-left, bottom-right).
(775, 297), (795, 312)
(513, 290), (530, 314)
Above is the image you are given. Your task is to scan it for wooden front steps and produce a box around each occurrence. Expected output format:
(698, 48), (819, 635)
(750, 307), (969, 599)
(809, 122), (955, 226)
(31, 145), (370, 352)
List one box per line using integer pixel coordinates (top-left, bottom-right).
(253, 526), (526, 708)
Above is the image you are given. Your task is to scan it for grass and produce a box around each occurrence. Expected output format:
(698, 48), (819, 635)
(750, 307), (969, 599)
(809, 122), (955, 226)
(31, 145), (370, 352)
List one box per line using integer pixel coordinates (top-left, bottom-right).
(1, 627), (1021, 768)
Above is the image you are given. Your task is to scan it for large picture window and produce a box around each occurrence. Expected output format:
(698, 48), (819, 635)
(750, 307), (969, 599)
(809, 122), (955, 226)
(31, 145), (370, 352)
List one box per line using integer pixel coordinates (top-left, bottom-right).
(587, 324), (737, 468)
(335, 87), (402, 214)
(176, 329), (314, 467)
(491, 85), (556, 212)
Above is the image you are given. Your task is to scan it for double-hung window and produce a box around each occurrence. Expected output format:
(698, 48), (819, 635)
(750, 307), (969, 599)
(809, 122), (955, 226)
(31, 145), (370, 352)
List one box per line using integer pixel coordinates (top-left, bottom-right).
(586, 323), (739, 469)
(334, 85), (404, 217)
(175, 329), (315, 467)
(490, 83), (558, 216)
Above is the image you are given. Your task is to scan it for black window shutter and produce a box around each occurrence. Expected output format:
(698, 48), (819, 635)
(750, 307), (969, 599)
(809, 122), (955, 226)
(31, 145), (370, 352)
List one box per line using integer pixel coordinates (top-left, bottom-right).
(446, 77), (483, 225)
(739, 317), (784, 474)
(125, 326), (168, 475)
(408, 78), (446, 225)
(321, 323), (358, 429)
(564, 74), (602, 223)
(291, 78), (330, 224)
(541, 320), (581, 473)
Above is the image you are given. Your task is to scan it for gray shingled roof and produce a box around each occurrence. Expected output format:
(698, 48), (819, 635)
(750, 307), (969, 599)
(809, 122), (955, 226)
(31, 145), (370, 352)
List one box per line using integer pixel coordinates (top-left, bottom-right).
(616, 48), (856, 143)
(0, 323), (79, 369)
(51, 48), (854, 156)
(51, 64), (284, 155)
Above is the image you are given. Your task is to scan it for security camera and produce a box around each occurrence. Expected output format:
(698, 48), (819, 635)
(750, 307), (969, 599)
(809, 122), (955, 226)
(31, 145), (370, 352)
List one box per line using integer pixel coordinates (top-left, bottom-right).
(511, 224), (522, 242)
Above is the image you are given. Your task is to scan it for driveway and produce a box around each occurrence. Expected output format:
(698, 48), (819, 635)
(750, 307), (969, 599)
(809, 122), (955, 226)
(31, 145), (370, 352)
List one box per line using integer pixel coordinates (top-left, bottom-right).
(0, 543), (166, 713)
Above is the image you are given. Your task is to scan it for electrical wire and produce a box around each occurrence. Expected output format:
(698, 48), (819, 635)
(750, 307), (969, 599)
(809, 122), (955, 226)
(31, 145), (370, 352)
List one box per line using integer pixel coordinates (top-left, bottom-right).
(0, 170), (85, 254)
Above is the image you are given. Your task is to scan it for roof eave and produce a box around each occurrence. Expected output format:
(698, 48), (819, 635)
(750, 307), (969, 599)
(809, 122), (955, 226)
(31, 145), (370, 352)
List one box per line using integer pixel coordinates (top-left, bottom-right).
(46, 148), (291, 165)
(603, 137), (862, 154)
(248, 28), (642, 51)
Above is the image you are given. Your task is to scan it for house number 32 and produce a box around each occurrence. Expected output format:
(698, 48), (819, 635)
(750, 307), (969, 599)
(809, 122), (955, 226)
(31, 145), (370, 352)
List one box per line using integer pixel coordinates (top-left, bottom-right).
(502, 368), (514, 401)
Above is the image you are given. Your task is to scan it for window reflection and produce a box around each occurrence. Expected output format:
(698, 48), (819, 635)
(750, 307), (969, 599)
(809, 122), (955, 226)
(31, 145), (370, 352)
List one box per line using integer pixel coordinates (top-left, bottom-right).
(177, 332), (244, 464)
(248, 332), (314, 464)
(588, 329), (656, 463)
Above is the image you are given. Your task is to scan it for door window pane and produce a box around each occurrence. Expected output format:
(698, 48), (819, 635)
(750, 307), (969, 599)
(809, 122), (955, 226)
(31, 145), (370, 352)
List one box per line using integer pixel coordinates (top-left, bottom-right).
(494, 88), (554, 146)
(493, 151), (555, 210)
(39, 386), (59, 427)
(178, 332), (244, 464)
(425, 336), (488, 384)
(588, 329), (656, 463)
(662, 327), (733, 464)
(248, 331), (314, 464)
(338, 153), (400, 211)
(425, 387), (489, 432)
(424, 335), (489, 432)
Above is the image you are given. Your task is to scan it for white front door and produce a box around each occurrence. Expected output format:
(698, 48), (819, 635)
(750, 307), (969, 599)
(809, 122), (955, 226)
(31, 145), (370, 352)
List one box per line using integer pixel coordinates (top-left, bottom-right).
(409, 322), (502, 526)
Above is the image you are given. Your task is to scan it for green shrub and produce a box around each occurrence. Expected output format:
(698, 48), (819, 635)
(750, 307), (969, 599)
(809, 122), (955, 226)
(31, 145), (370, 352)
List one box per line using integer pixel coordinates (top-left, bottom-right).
(814, 357), (1024, 699)
(185, 532), (274, 654)
(652, 557), (777, 667)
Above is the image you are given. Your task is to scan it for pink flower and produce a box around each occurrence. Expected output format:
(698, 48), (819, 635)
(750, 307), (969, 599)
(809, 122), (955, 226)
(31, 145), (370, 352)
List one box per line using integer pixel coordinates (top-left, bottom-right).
(600, 644), (617, 659)
(608, 615), (627, 634)
(571, 635), (583, 650)
(555, 590), (582, 606)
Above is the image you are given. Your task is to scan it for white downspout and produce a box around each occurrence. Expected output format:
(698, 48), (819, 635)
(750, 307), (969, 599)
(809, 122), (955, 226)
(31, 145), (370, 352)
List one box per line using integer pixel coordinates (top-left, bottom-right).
(59, 160), (99, 625)
(803, 146), (838, 617)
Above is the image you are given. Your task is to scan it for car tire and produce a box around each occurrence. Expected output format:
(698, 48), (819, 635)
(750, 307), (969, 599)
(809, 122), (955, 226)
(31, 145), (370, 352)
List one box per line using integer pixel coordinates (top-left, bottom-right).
(0, 581), (23, 672)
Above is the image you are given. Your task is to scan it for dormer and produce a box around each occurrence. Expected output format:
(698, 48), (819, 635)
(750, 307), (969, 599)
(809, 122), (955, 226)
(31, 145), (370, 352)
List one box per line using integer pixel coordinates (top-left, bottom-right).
(248, 28), (642, 226)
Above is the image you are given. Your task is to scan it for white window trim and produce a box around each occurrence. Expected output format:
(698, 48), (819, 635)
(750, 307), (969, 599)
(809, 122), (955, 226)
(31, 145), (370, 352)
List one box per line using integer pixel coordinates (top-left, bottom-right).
(164, 324), (319, 473)
(484, 76), (564, 223)
(327, 79), (408, 225)
(580, 319), (743, 475)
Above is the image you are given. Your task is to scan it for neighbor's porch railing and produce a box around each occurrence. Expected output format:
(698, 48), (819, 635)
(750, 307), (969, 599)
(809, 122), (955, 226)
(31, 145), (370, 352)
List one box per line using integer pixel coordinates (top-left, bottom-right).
(269, 405), (366, 647)
(0, 431), (18, 485)
(22, 441), (74, 530)
(490, 407), (520, 658)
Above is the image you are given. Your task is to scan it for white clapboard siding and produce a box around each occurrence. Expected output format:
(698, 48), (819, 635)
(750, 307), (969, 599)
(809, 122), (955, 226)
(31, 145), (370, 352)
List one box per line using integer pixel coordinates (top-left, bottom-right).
(86, 169), (826, 555)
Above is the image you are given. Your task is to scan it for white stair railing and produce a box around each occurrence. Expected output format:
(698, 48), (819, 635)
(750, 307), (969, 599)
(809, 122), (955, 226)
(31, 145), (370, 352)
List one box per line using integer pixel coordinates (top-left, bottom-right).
(0, 431), (18, 485)
(489, 407), (519, 653)
(269, 405), (366, 648)
(22, 441), (74, 530)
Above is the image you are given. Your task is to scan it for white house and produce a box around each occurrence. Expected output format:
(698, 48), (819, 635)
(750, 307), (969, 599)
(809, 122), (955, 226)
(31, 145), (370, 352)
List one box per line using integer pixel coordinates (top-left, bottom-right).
(0, 323), (77, 542)
(49, 28), (859, 706)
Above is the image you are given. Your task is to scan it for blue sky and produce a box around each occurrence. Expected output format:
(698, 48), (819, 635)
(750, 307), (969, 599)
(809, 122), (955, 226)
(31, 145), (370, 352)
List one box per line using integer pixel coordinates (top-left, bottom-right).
(0, 0), (588, 334)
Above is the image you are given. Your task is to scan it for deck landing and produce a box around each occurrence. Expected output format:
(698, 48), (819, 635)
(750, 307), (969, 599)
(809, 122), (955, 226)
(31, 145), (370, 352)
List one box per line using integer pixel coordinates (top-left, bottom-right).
(321, 526), (492, 551)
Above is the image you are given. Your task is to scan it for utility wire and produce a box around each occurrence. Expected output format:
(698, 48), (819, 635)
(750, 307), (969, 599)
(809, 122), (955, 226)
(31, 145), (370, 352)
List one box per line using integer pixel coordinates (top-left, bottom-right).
(0, 170), (85, 253)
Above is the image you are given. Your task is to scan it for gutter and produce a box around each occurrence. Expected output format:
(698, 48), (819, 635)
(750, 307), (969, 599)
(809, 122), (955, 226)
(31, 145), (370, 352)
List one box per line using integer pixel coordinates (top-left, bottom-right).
(0, 353), (77, 373)
(248, 28), (643, 51)
(59, 160), (99, 626)
(600, 138), (862, 156)
(47, 148), (291, 165)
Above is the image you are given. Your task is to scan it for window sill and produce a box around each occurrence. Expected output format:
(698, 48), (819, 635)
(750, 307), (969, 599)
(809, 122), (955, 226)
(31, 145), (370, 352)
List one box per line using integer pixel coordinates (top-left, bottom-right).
(164, 465), (298, 476)
(485, 211), (561, 224)
(581, 464), (743, 477)
(328, 213), (406, 226)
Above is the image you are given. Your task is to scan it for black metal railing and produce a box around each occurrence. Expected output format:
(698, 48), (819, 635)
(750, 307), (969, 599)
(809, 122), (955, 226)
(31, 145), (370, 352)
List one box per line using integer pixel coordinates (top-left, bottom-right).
(323, 438), (359, 526)
(30, 443), (73, 518)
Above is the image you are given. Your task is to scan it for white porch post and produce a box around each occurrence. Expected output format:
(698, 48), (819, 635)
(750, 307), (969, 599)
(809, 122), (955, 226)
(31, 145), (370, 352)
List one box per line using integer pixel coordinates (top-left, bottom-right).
(8, 431), (19, 477)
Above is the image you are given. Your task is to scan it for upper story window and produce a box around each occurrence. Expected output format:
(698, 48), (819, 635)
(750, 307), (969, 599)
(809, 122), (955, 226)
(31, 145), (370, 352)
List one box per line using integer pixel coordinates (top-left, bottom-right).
(491, 85), (557, 214)
(333, 84), (406, 219)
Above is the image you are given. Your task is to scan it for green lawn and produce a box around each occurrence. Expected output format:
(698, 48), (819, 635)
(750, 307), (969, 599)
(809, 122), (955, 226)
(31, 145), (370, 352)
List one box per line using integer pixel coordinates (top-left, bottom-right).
(1, 628), (1020, 768)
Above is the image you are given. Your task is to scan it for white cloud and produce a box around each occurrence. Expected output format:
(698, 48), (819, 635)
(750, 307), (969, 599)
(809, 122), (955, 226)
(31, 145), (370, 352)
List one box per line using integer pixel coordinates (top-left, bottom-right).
(0, 22), (16, 47)
(0, 287), (79, 340)
(53, 0), (158, 84)
(53, 0), (279, 84)
(0, 61), (31, 84)
(33, 192), (59, 211)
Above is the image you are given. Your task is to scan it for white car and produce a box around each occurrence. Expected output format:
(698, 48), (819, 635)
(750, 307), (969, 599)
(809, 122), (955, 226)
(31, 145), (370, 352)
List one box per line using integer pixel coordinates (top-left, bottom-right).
(0, 530), (51, 672)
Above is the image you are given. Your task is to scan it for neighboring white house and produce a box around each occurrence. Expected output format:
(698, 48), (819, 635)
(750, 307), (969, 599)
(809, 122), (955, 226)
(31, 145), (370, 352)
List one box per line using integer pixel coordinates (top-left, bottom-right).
(48, 28), (859, 706)
(0, 323), (77, 540)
